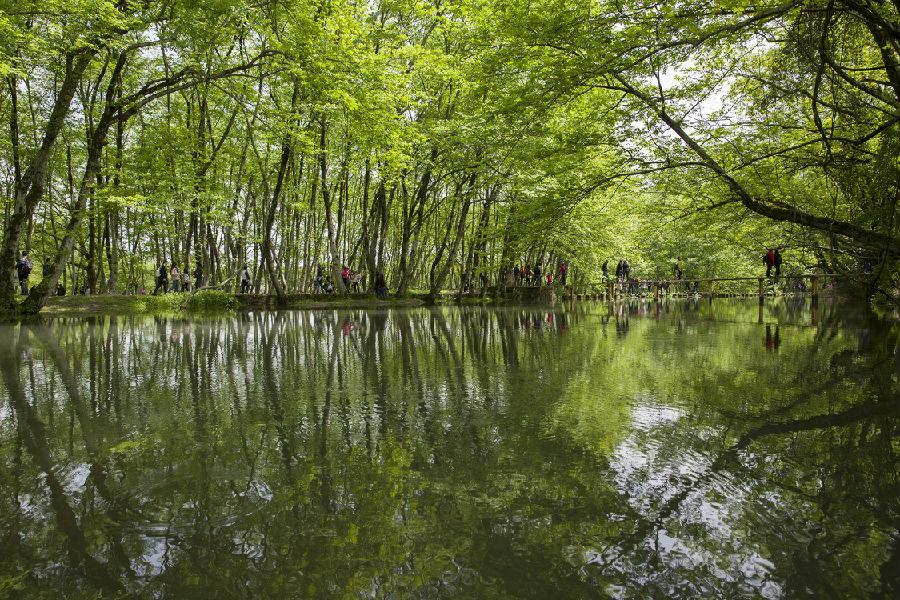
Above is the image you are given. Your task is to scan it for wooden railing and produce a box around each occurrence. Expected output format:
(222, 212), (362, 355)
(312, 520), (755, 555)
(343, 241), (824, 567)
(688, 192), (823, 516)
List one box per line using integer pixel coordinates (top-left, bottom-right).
(459, 273), (856, 304)
(598, 273), (851, 303)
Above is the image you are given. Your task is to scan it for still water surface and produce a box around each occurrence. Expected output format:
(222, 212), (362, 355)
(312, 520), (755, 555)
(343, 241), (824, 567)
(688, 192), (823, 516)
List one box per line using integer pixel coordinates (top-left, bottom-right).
(0, 300), (898, 598)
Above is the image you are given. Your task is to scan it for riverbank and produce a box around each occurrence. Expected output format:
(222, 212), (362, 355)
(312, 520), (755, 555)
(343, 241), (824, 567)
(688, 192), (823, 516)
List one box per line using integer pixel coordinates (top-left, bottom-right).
(32, 285), (557, 316)
(36, 291), (432, 316)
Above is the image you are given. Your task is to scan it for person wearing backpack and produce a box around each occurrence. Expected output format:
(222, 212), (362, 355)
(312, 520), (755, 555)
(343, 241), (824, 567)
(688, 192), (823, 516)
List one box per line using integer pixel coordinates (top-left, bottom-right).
(314, 264), (325, 294)
(240, 265), (252, 293)
(773, 248), (783, 278)
(16, 251), (32, 295)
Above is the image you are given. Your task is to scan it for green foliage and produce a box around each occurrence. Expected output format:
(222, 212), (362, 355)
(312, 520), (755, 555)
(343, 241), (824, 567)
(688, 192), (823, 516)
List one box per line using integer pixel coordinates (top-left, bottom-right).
(182, 289), (240, 312)
(133, 291), (239, 313)
(137, 293), (186, 313)
(2, 0), (899, 309)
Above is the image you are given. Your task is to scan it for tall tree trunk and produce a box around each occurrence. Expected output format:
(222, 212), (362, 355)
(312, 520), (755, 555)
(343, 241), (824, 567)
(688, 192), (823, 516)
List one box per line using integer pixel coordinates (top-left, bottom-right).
(261, 80), (300, 302)
(319, 116), (344, 293)
(396, 148), (437, 294)
(430, 171), (478, 297)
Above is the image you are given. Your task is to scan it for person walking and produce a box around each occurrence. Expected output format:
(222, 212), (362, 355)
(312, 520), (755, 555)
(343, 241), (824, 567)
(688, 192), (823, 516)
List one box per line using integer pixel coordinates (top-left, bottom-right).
(153, 260), (169, 295)
(764, 249), (775, 278)
(673, 258), (683, 280)
(622, 259), (631, 280)
(374, 271), (388, 300)
(314, 265), (324, 294)
(340, 265), (351, 292)
(240, 265), (252, 293)
(513, 264), (521, 286)
(193, 263), (203, 290)
(558, 260), (568, 286)
(181, 269), (190, 292)
(532, 263), (542, 286)
(774, 248), (783, 278)
(16, 251), (32, 295)
(350, 269), (363, 293)
(601, 260), (609, 280)
(546, 272), (554, 286)
(170, 264), (181, 292)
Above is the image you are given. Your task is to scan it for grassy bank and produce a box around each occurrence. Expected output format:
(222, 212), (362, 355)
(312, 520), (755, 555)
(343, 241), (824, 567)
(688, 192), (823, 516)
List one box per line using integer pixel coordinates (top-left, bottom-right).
(38, 290), (429, 316)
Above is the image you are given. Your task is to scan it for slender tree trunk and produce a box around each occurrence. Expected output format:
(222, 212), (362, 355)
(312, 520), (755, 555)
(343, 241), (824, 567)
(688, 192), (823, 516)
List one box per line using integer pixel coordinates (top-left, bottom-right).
(319, 116), (344, 292)
(260, 80), (300, 302)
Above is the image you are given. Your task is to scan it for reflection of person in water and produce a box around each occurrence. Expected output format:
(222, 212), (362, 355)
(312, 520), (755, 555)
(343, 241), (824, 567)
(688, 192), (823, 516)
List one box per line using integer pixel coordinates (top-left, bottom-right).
(765, 324), (781, 352)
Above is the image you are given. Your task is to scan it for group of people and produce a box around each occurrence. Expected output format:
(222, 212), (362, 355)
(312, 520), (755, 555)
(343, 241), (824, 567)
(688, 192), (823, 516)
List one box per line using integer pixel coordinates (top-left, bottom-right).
(612, 259), (632, 281)
(153, 260), (203, 295)
(509, 261), (569, 287)
(312, 265), (388, 299)
(763, 248), (783, 278)
(600, 256), (703, 297)
(313, 265), (365, 294)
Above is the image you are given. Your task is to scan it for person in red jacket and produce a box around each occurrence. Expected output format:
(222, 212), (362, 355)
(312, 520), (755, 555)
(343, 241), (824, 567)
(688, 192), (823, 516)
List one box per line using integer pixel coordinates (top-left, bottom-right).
(764, 249), (775, 278)
(558, 260), (568, 285)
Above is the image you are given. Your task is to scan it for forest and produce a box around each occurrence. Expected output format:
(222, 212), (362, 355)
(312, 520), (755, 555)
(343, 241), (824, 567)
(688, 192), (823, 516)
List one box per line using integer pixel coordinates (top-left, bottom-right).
(1, 0), (899, 313)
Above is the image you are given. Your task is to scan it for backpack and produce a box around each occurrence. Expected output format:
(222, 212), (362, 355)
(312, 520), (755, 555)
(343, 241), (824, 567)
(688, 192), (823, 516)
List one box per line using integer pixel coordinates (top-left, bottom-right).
(18, 257), (32, 277)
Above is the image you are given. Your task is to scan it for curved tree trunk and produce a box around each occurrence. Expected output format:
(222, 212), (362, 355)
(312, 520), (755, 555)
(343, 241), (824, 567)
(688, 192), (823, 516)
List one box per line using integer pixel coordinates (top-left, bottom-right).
(0, 51), (93, 310)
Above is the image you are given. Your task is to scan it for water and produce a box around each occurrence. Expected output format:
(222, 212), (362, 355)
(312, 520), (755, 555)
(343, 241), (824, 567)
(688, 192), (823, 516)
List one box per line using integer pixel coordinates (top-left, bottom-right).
(0, 299), (897, 599)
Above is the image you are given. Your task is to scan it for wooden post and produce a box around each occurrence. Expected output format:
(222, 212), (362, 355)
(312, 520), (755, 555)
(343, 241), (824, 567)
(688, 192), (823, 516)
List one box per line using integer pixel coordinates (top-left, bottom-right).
(758, 277), (764, 304)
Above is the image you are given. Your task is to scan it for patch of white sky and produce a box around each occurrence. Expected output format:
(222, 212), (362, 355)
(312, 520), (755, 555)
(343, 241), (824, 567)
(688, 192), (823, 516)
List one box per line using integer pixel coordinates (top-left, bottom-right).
(625, 32), (777, 160)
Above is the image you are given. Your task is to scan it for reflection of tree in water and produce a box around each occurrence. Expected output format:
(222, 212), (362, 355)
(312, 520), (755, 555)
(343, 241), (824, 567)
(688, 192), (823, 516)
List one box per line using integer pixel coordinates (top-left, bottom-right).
(0, 301), (896, 598)
(588, 303), (899, 598)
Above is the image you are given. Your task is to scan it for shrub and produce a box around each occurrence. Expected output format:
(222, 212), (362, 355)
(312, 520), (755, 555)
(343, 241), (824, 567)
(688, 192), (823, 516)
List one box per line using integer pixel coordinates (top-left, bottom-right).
(138, 293), (185, 313)
(183, 289), (239, 312)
